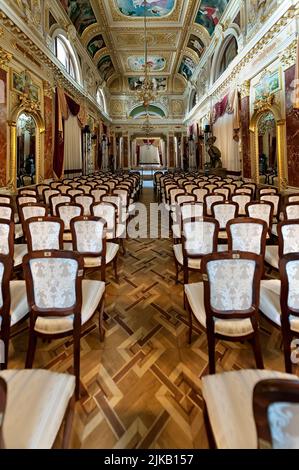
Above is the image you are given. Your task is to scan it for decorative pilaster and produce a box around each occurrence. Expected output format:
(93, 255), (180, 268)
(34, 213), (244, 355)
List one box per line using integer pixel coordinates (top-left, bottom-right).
(240, 80), (251, 178)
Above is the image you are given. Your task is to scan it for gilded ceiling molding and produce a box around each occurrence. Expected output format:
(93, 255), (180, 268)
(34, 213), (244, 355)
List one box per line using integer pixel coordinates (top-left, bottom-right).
(279, 39), (298, 69)
(210, 5), (298, 99)
(0, 46), (12, 69)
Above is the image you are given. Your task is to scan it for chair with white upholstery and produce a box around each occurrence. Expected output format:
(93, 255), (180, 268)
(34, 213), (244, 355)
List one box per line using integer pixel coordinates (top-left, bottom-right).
(50, 181), (63, 189)
(192, 187), (208, 203)
(0, 196), (12, 206)
(260, 253), (299, 372)
(57, 184), (72, 195)
(185, 251), (264, 373)
(66, 188), (84, 198)
(204, 183), (218, 194)
(0, 252), (29, 369)
(235, 186), (253, 197)
(223, 183), (237, 195)
(243, 183), (256, 199)
(222, 218), (268, 258)
(36, 184), (50, 200)
(90, 188), (108, 202)
(18, 188), (37, 197)
(25, 217), (64, 251)
(259, 187), (278, 198)
(246, 201), (274, 238)
(74, 195), (94, 216)
(173, 217), (219, 284)
(231, 193), (251, 216)
(211, 201), (238, 240)
(71, 216), (119, 282)
(0, 204), (23, 241)
(172, 202), (204, 241)
(77, 184), (92, 195)
(203, 193), (225, 216)
(0, 369), (75, 448)
(43, 188), (60, 206)
(23, 250), (105, 398)
(260, 194), (281, 236)
(202, 370), (299, 449)
(286, 194), (299, 204)
(49, 194), (71, 217)
(214, 187), (230, 200)
(265, 220), (299, 271)
(56, 202), (83, 242)
(284, 202), (299, 220)
(91, 201), (125, 244)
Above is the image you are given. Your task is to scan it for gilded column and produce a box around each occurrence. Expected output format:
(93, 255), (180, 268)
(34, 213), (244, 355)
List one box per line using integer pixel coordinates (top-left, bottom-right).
(240, 80), (251, 179)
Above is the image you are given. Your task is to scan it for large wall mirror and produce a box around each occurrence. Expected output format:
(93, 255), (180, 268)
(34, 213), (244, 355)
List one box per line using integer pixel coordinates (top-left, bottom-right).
(16, 113), (36, 187)
(249, 100), (287, 191)
(257, 111), (278, 186)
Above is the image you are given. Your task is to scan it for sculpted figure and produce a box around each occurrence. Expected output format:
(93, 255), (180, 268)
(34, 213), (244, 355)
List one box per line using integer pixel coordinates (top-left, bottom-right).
(207, 136), (222, 168)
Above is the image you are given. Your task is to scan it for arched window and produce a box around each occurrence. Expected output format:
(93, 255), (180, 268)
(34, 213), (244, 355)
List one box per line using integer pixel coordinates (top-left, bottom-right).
(189, 90), (198, 111)
(215, 36), (238, 81)
(54, 34), (81, 83)
(96, 88), (106, 113)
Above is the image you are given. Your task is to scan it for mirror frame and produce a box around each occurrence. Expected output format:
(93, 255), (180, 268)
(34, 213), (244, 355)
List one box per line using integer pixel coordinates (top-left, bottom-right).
(7, 104), (45, 192)
(249, 100), (287, 191)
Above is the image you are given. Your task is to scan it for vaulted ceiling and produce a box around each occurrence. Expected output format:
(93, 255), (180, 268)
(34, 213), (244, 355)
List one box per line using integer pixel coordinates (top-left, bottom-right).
(56, 0), (232, 94)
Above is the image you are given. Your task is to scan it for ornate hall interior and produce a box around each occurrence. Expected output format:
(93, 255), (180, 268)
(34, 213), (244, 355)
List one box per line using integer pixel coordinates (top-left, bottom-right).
(0, 0), (299, 451)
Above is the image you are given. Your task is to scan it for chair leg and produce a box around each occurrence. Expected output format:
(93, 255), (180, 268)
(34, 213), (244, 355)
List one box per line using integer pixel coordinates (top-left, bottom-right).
(283, 332), (293, 373)
(62, 395), (75, 449)
(98, 300), (105, 342)
(207, 330), (216, 374)
(0, 326), (9, 370)
(187, 303), (193, 345)
(120, 238), (126, 255)
(25, 331), (37, 368)
(73, 331), (81, 400)
(174, 258), (179, 284)
(113, 256), (119, 283)
(251, 333), (264, 369)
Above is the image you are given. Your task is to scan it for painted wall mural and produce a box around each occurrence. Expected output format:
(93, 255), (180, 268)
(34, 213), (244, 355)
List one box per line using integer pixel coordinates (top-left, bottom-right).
(97, 55), (115, 81)
(115, 0), (176, 17)
(187, 34), (205, 60)
(178, 56), (196, 81)
(60, 0), (97, 35)
(87, 35), (106, 58)
(128, 76), (167, 91)
(195, 0), (230, 36)
(128, 56), (166, 72)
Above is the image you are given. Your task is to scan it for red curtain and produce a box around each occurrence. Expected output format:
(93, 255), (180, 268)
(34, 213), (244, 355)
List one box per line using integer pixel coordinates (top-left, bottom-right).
(53, 90), (64, 179)
(65, 94), (80, 116)
(213, 94), (229, 123)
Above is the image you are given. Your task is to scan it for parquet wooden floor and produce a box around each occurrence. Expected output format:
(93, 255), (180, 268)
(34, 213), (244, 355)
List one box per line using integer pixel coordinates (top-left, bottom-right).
(9, 186), (299, 448)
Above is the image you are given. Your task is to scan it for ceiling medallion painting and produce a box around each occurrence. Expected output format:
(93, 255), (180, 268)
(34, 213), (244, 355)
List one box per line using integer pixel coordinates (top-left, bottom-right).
(87, 35), (106, 58)
(187, 34), (205, 60)
(60, 0), (97, 35)
(195, 0), (230, 36)
(179, 56), (196, 81)
(115, 0), (176, 17)
(128, 56), (166, 72)
(98, 55), (115, 82)
(128, 77), (167, 91)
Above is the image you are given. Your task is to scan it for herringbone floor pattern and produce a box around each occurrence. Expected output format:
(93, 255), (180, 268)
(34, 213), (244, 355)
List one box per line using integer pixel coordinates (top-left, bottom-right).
(9, 186), (298, 448)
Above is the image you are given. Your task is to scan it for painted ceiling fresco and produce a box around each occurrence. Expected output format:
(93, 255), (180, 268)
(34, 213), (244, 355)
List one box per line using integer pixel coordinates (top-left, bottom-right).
(115, 0), (176, 17)
(87, 35), (106, 58)
(128, 56), (166, 72)
(98, 55), (115, 82)
(187, 34), (205, 60)
(195, 0), (230, 36)
(60, 0), (97, 35)
(128, 76), (167, 91)
(178, 56), (196, 81)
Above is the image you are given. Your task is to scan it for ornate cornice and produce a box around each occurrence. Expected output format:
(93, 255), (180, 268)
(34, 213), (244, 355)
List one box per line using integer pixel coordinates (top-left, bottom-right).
(279, 39), (298, 68)
(240, 80), (250, 99)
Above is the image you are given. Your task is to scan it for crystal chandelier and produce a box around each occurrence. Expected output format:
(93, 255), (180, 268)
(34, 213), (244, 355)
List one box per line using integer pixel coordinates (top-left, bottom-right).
(137, 0), (157, 109)
(141, 112), (154, 135)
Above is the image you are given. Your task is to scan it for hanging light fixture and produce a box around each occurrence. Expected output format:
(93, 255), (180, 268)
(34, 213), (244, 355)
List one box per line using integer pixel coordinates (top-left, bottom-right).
(137, 0), (157, 109)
